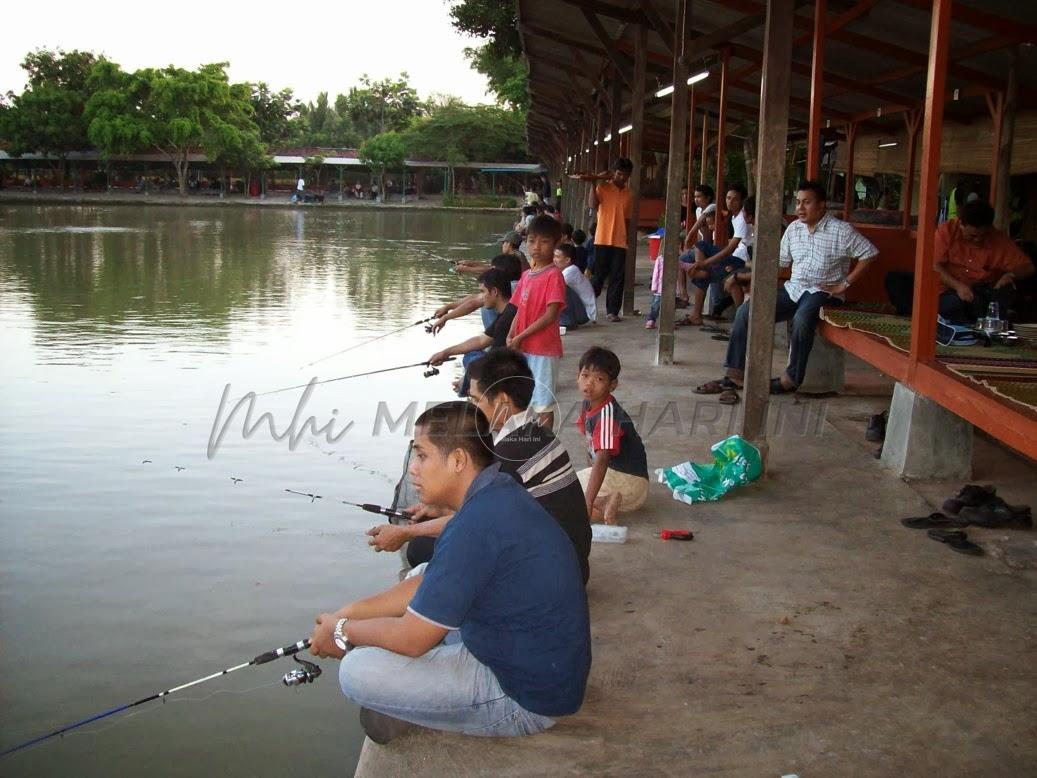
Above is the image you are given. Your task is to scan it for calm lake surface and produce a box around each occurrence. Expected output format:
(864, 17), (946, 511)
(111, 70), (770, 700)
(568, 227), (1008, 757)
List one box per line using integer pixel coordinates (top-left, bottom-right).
(0, 204), (506, 776)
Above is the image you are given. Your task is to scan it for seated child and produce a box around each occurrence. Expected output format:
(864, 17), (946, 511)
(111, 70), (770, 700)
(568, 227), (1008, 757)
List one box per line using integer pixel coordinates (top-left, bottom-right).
(554, 244), (596, 328)
(576, 347), (649, 525)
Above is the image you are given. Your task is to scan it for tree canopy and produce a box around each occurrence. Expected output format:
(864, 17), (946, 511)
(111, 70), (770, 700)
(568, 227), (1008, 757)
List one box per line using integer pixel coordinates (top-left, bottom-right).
(449, 0), (527, 110)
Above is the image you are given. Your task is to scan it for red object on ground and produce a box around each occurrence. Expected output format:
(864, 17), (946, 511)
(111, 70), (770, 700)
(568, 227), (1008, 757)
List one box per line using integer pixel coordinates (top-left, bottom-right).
(658, 529), (694, 541)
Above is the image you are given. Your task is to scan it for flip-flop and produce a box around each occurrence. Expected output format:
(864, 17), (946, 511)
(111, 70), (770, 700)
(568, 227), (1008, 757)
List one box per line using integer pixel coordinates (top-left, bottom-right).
(711, 333), (731, 341)
(900, 512), (969, 529)
(694, 377), (738, 394)
(926, 528), (983, 556)
(769, 378), (797, 395)
(942, 484), (997, 515)
(718, 388), (740, 405)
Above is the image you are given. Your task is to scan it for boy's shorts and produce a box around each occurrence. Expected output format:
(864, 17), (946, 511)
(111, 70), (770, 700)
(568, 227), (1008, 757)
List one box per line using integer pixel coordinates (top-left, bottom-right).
(577, 467), (649, 512)
(524, 354), (559, 414)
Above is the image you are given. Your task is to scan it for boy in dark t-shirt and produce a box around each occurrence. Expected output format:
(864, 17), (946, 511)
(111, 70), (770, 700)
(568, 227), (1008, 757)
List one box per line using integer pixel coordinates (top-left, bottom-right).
(576, 347), (649, 525)
(428, 268), (517, 396)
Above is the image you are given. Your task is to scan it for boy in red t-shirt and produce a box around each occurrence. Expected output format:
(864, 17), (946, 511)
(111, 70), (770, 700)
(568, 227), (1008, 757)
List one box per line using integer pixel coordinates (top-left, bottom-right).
(507, 215), (567, 429)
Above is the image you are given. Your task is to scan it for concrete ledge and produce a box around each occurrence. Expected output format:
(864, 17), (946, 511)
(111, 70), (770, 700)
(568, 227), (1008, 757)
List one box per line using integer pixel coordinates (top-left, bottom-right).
(881, 382), (973, 480)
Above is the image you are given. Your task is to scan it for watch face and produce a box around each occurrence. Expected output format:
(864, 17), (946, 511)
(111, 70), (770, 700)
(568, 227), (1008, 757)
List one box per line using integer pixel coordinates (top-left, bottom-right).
(334, 636), (347, 650)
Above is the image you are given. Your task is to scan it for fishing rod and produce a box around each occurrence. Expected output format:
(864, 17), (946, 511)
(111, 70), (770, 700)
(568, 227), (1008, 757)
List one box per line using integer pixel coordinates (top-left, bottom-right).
(0, 638), (318, 759)
(384, 237), (457, 266)
(255, 358), (454, 398)
(299, 315), (437, 370)
(342, 501), (413, 522)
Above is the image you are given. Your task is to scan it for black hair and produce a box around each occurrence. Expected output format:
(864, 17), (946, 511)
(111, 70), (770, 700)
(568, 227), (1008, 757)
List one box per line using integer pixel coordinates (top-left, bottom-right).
(527, 214), (563, 242)
(694, 183), (715, 201)
(522, 204), (537, 216)
(615, 157), (634, 174)
(478, 267), (512, 299)
(562, 222), (574, 238)
(959, 200), (994, 228)
(743, 195), (756, 218)
(490, 253), (522, 282)
(578, 346), (621, 381)
(414, 401), (495, 469)
(797, 180), (828, 201)
(467, 348), (534, 411)
(727, 184), (748, 201)
(555, 243), (576, 262)
(572, 228), (587, 245)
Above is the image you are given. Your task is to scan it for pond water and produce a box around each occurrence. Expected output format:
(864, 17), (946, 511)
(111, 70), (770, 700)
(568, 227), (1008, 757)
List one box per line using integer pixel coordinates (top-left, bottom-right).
(0, 204), (508, 776)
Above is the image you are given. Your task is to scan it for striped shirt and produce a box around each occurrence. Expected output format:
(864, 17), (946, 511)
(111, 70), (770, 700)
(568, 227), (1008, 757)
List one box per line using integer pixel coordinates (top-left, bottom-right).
(780, 212), (878, 302)
(494, 409), (591, 583)
(578, 396), (649, 478)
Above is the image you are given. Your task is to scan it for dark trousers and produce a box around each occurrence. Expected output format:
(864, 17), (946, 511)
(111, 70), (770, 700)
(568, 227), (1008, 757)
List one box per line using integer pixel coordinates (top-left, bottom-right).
(591, 245), (627, 316)
(407, 535), (436, 568)
(725, 287), (840, 387)
(560, 285), (590, 327)
(938, 283), (1014, 325)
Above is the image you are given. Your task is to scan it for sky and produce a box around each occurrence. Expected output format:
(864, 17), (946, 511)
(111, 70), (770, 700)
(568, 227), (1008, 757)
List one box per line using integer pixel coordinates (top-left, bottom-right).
(1, 0), (494, 105)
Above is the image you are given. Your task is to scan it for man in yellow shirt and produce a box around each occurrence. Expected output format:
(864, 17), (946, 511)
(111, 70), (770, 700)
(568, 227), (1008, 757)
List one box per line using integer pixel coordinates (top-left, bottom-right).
(576, 158), (634, 322)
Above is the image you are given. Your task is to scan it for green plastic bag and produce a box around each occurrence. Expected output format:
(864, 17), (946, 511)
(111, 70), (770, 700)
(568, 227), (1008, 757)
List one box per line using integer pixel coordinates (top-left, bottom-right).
(655, 435), (763, 504)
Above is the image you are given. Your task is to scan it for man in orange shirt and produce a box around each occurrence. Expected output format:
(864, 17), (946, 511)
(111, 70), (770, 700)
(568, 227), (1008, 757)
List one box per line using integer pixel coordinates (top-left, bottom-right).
(935, 200), (1034, 324)
(576, 158), (634, 322)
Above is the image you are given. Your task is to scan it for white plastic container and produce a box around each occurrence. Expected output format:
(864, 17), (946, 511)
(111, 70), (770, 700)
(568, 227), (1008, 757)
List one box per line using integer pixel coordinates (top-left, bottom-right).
(591, 524), (628, 543)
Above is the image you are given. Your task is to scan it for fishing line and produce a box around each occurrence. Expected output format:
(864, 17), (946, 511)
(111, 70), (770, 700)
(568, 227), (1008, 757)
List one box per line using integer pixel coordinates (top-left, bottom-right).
(298, 315), (436, 371)
(254, 358), (453, 399)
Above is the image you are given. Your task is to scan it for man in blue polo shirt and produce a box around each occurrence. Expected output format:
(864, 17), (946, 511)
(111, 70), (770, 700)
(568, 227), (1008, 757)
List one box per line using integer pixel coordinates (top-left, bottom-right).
(308, 401), (591, 743)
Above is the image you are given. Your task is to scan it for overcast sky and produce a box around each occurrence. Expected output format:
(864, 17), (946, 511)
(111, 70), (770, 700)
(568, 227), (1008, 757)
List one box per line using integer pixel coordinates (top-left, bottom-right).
(1, 0), (494, 105)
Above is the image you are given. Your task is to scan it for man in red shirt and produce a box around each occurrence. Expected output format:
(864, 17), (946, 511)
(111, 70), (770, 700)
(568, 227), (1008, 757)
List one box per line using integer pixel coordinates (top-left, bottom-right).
(935, 201), (1034, 324)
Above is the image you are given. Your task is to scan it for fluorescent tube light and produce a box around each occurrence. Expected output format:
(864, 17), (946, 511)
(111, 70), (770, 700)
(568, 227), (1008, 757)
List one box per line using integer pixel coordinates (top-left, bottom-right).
(878, 141), (898, 148)
(654, 84), (675, 98)
(618, 124), (633, 134)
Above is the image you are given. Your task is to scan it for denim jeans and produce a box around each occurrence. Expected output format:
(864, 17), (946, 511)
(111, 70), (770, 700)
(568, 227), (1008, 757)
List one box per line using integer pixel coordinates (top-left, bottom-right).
(457, 350), (486, 397)
(724, 286), (840, 387)
(647, 293), (662, 322)
(938, 283), (1015, 325)
(560, 285), (589, 327)
(339, 632), (556, 737)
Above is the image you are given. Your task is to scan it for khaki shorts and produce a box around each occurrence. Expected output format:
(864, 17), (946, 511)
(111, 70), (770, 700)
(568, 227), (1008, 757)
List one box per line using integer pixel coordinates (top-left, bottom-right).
(577, 467), (649, 512)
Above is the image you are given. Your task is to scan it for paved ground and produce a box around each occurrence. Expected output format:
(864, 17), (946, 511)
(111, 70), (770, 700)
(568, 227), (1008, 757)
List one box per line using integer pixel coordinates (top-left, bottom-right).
(354, 261), (1037, 777)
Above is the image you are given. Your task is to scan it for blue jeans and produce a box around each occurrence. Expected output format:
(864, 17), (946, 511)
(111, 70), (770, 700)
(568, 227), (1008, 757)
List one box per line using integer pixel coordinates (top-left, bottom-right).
(724, 286), (840, 387)
(339, 632), (556, 737)
(457, 350), (485, 397)
(560, 285), (589, 327)
(647, 293), (662, 322)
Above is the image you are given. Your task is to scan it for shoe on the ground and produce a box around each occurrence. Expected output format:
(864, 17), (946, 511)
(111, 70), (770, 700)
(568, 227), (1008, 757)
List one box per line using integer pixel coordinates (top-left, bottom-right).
(958, 499), (1032, 529)
(941, 484), (997, 516)
(865, 411), (886, 443)
(901, 512), (969, 529)
(359, 707), (416, 745)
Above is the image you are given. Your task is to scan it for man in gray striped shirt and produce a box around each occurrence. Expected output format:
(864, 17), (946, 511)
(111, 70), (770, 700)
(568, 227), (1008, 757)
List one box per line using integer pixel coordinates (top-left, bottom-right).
(367, 349), (591, 584)
(695, 181), (878, 403)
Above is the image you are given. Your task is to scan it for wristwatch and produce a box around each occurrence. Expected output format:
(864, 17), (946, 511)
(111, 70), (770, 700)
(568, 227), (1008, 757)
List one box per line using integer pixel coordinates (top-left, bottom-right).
(843, 280), (852, 288)
(333, 617), (353, 652)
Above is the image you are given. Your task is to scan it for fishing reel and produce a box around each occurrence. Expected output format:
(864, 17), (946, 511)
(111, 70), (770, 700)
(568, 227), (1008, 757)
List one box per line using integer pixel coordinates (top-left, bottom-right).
(282, 654), (322, 687)
(424, 324), (435, 334)
(423, 366), (440, 378)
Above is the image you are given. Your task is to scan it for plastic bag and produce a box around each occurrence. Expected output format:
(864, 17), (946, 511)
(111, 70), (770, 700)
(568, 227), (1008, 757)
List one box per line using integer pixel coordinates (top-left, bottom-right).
(655, 434), (763, 504)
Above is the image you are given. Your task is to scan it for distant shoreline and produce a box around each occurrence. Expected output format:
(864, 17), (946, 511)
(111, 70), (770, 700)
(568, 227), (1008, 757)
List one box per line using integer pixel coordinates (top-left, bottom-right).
(0, 190), (515, 214)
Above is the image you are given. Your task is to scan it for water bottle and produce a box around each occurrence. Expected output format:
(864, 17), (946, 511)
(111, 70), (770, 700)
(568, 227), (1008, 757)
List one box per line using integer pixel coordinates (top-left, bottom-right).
(987, 302), (1000, 321)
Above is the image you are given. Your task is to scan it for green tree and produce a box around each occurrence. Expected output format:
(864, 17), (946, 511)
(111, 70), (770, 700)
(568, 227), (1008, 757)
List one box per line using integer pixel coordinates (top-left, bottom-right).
(86, 62), (263, 195)
(405, 103), (526, 163)
(358, 132), (406, 201)
(249, 82), (300, 146)
(342, 73), (424, 138)
(449, 0), (528, 110)
(0, 49), (104, 187)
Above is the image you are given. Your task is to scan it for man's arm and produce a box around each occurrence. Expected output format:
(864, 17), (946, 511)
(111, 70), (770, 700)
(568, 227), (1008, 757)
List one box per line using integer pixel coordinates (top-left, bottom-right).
(366, 513), (455, 552)
(994, 258), (1035, 289)
(587, 182), (600, 211)
(429, 332), (492, 365)
(698, 236), (741, 267)
(431, 293), (483, 334)
(507, 301), (561, 349)
(455, 261), (492, 275)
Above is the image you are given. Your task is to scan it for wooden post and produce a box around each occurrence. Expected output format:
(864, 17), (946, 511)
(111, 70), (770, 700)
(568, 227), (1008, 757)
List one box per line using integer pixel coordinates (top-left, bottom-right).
(843, 121), (858, 219)
(700, 112), (709, 185)
(657, 0), (691, 365)
(687, 88), (697, 206)
(986, 91), (1004, 208)
(740, 0), (795, 459)
(595, 99), (606, 171)
(902, 110), (921, 230)
(610, 72), (622, 161)
(623, 23), (647, 316)
(713, 47), (730, 245)
(806, 0), (827, 180)
(993, 46), (1018, 231)
(907, 0), (952, 370)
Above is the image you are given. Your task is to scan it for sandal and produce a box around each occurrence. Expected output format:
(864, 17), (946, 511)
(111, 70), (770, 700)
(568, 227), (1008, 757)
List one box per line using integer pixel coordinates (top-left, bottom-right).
(926, 528), (983, 556)
(769, 377), (797, 395)
(694, 377), (738, 395)
(712, 333), (731, 341)
(607, 314), (621, 322)
(718, 388), (740, 405)
(900, 512), (969, 529)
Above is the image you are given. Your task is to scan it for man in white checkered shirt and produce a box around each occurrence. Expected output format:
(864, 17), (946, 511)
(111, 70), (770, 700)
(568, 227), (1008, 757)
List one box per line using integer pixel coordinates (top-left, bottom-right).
(695, 181), (879, 403)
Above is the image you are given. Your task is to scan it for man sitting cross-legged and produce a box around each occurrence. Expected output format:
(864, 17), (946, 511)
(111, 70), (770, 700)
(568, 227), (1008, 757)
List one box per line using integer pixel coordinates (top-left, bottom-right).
(694, 180), (878, 404)
(367, 349), (592, 584)
(310, 401), (591, 743)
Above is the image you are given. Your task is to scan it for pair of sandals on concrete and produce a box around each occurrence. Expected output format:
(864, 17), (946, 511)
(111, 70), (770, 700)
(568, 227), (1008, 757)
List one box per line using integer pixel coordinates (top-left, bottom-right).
(694, 375), (796, 405)
(900, 484), (1033, 556)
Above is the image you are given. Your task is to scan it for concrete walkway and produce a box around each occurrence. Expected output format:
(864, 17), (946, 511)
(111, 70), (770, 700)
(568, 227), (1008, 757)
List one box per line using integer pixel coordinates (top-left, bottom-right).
(355, 263), (1037, 776)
